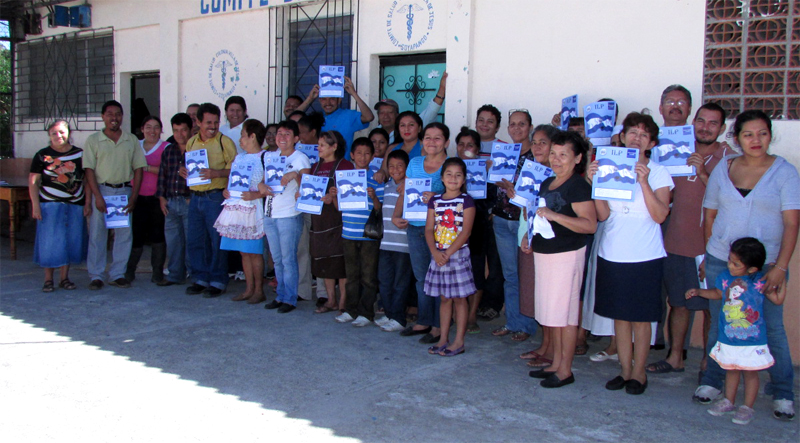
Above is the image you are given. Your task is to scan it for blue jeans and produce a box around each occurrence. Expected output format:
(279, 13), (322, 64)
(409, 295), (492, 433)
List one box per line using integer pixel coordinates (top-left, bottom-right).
(87, 185), (132, 282)
(187, 191), (228, 290)
(407, 224), (440, 328)
(164, 197), (191, 283)
(379, 249), (412, 326)
(494, 216), (537, 335)
(264, 214), (303, 306)
(701, 252), (794, 401)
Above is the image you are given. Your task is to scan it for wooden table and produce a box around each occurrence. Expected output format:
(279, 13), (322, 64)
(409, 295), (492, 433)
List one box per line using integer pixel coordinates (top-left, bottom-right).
(0, 179), (31, 260)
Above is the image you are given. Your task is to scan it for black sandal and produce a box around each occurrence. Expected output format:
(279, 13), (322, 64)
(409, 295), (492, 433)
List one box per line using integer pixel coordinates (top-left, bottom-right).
(42, 280), (55, 293)
(59, 279), (77, 290)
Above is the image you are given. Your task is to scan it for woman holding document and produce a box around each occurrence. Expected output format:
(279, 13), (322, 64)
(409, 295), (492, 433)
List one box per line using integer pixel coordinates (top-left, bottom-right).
(586, 112), (674, 395)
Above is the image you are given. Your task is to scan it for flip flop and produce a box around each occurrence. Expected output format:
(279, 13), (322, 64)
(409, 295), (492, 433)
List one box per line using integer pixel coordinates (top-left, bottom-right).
(575, 343), (589, 356)
(511, 332), (530, 342)
(428, 342), (449, 355)
(58, 279), (77, 290)
(492, 326), (512, 337)
(520, 350), (543, 360)
(439, 345), (465, 357)
(526, 356), (553, 367)
(42, 280), (55, 293)
(467, 324), (481, 334)
(645, 359), (685, 374)
(314, 305), (337, 314)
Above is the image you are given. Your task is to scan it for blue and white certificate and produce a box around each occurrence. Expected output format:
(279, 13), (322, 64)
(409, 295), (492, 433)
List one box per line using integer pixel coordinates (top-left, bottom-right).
(465, 159), (487, 199)
(584, 101), (617, 141)
(295, 174), (329, 215)
(488, 142), (522, 183)
(227, 162), (253, 198)
(592, 146), (639, 202)
(510, 159), (553, 208)
(264, 155), (287, 194)
(653, 125), (696, 176)
(560, 94), (579, 131)
(335, 169), (369, 211)
(185, 149), (211, 186)
(526, 198), (538, 248)
(403, 178), (431, 222)
(296, 144), (319, 165)
(104, 195), (130, 229)
(369, 157), (383, 178)
(319, 65), (345, 98)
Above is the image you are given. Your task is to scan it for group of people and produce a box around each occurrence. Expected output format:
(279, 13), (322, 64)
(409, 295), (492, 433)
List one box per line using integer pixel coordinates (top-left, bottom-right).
(27, 78), (798, 425)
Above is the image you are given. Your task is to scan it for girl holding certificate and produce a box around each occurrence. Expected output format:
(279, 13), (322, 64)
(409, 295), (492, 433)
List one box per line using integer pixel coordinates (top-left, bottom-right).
(586, 112), (674, 395)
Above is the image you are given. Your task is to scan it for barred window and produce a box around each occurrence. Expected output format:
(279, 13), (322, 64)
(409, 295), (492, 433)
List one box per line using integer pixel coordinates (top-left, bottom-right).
(14, 29), (114, 130)
(703, 0), (799, 119)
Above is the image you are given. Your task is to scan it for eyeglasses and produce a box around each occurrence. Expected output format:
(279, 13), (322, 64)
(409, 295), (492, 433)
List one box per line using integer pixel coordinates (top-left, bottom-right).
(508, 108), (530, 117)
(663, 99), (688, 107)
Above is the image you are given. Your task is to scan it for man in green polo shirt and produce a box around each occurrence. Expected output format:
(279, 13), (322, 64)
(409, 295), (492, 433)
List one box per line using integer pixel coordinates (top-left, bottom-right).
(83, 100), (147, 290)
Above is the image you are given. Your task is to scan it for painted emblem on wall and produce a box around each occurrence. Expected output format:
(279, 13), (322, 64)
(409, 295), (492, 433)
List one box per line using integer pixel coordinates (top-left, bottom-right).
(386, 0), (434, 51)
(208, 49), (240, 99)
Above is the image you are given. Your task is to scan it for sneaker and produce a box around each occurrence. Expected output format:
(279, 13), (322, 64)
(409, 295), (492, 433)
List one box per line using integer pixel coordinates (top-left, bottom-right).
(234, 271), (246, 281)
(374, 316), (391, 327)
(335, 312), (354, 323)
(351, 316), (372, 327)
(202, 287), (224, 298)
(732, 405), (755, 425)
(693, 385), (722, 404)
(380, 319), (405, 332)
(108, 278), (131, 288)
(185, 283), (207, 295)
(477, 307), (499, 320)
(707, 398), (736, 416)
(773, 399), (796, 421)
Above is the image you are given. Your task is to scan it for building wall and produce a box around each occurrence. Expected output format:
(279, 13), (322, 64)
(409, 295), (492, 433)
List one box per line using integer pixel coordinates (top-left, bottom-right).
(12, 0), (800, 362)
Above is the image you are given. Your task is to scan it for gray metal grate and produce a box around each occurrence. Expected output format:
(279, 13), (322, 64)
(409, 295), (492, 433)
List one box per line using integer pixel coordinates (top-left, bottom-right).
(14, 27), (114, 131)
(267, 0), (358, 123)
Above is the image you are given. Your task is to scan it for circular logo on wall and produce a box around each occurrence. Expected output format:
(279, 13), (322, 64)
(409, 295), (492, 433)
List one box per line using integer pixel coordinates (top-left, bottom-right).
(386, 0), (434, 51)
(208, 49), (240, 99)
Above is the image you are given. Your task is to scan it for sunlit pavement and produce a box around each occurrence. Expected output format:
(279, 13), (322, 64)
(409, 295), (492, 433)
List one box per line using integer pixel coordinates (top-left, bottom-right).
(1, 233), (798, 442)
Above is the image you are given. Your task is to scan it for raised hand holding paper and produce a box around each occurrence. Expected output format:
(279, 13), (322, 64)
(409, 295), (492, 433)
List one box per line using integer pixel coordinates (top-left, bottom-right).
(369, 158), (383, 178)
(560, 94), (579, 131)
(336, 169), (369, 211)
(510, 159), (552, 208)
(584, 101), (617, 143)
(264, 155), (287, 194)
(104, 195), (130, 229)
(296, 174), (329, 215)
(653, 125), (696, 176)
(319, 65), (345, 98)
(488, 142), (522, 183)
(227, 162), (253, 198)
(403, 178), (431, 221)
(296, 144), (319, 165)
(465, 159), (487, 199)
(592, 146), (639, 202)
(185, 149), (211, 186)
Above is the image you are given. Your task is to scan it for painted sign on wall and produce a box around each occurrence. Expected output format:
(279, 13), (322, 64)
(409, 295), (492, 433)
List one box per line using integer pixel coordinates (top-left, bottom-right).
(386, 0), (435, 51)
(200, 0), (313, 15)
(208, 49), (240, 99)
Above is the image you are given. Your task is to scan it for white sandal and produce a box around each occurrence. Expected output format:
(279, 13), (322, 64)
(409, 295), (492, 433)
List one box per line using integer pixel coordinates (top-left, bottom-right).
(589, 351), (619, 362)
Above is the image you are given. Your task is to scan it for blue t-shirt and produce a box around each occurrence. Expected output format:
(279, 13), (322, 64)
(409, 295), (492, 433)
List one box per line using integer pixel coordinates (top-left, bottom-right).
(341, 169), (384, 241)
(406, 156), (446, 227)
(393, 140), (423, 160)
(714, 269), (768, 347)
(322, 108), (369, 161)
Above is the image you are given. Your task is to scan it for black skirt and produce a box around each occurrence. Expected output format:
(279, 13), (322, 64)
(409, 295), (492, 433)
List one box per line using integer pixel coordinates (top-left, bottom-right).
(594, 256), (664, 322)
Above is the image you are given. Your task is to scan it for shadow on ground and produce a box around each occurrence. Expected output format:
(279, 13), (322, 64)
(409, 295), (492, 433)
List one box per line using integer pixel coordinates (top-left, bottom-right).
(0, 223), (798, 442)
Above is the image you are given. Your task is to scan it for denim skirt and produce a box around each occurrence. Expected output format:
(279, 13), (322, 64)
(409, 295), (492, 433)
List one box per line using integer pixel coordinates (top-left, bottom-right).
(34, 202), (88, 268)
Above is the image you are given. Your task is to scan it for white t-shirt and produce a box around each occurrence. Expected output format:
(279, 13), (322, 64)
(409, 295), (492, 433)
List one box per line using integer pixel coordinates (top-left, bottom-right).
(220, 122), (245, 155)
(264, 150), (311, 219)
(598, 160), (674, 263)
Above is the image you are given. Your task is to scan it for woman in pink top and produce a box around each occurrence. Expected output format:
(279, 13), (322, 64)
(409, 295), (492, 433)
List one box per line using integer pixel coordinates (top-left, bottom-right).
(126, 116), (170, 283)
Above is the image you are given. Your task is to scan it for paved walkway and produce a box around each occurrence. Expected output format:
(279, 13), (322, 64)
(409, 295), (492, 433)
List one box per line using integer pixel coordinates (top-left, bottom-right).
(0, 231), (797, 442)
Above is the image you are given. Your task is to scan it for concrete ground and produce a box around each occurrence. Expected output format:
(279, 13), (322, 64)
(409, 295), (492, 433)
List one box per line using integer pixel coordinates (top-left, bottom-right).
(1, 226), (798, 442)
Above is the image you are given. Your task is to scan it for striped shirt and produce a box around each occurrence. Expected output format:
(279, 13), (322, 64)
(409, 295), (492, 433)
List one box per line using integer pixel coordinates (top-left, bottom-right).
(380, 179), (408, 253)
(428, 193), (475, 250)
(341, 170), (384, 241)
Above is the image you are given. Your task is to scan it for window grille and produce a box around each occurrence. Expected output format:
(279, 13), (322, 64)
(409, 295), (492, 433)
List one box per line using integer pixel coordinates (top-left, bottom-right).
(14, 28), (114, 131)
(703, 0), (799, 119)
(268, 0), (358, 123)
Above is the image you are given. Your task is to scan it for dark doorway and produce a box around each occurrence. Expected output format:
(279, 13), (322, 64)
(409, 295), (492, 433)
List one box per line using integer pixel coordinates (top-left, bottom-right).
(130, 72), (159, 139)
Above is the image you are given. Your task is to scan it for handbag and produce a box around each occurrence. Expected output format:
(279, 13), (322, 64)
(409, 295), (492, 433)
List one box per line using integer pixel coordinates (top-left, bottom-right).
(363, 208), (383, 240)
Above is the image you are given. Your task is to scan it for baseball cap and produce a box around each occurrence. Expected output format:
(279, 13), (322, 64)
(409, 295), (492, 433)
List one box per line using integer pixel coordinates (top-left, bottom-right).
(374, 99), (399, 112)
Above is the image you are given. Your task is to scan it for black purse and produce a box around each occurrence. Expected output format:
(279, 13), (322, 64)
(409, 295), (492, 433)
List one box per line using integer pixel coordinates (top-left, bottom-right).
(363, 208), (383, 240)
